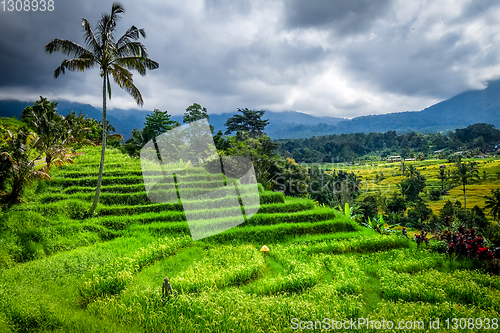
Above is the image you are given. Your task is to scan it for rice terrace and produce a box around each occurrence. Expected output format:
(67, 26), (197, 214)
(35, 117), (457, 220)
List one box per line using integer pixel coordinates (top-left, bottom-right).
(2, 1), (500, 333)
(1, 135), (500, 332)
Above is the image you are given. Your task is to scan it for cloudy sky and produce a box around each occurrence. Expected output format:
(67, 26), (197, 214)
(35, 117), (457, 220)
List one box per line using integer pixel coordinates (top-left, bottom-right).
(1, 0), (499, 118)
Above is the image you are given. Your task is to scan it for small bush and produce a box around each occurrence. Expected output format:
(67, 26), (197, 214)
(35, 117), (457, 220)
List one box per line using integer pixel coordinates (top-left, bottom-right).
(64, 200), (88, 219)
(22, 241), (46, 261)
(430, 240), (448, 254)
(429, 189), (441, 201)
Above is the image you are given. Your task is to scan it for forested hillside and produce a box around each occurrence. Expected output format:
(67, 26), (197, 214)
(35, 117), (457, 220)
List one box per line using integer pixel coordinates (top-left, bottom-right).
(278, 123), (500, 163)
(2, 80), (500, 140)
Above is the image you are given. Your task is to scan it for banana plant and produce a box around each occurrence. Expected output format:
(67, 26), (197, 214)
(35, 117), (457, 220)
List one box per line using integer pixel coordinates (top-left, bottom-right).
(362, 214), (399, 234)
(336, 202), (363, 220)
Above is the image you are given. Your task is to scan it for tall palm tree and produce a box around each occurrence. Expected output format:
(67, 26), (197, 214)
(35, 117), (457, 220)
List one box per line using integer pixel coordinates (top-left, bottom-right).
(400, 160), (406, 179)
(436, 168), (448, 192)
(484, 188), (500, 221)
(451, 160), (480, 209)
(45, 2), (159, 215)
(406, 164), (418, 179)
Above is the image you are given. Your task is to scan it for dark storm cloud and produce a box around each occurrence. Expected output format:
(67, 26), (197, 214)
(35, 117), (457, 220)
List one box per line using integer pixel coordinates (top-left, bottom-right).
(283, 0), (392, 34)
(0, 0), (114, 96)
(1, 0), (500, 118)
(0, 0), (182, 107)
(342, 22), (494, 101)
(159, 36), (324, 95)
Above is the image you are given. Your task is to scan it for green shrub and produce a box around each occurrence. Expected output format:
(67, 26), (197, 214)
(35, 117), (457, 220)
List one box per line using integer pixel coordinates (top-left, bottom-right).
(429, 189), (441, 201)
(64, 200), (88, 219)
(21, 241), (46, 261)
(0, 210), (50, 233)
(430, 240), (448, 254)
(0, 247), (16, 269)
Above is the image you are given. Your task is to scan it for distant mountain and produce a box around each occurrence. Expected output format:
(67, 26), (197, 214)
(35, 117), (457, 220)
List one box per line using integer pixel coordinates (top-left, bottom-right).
(330, 80), (500, 135)
(0, 100), (344, 140)
(1, 80), (500, 139)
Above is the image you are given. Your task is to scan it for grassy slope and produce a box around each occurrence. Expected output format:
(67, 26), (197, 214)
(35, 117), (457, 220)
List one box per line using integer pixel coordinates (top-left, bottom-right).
(0, 117), (25, 129)
(0, 147), (499, 332)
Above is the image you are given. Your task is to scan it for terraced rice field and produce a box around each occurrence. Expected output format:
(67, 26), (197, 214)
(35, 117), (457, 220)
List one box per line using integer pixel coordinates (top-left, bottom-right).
(0, 147), (499, 332)
(315, 158), (500, 216)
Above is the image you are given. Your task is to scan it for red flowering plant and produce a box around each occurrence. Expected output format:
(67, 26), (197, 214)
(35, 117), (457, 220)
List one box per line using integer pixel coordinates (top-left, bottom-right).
(414, 230), (430, 249)
(438, 226), (497, 274)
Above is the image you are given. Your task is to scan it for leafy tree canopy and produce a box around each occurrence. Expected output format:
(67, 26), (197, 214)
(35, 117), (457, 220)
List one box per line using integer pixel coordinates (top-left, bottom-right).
(143, 109), (180, 140)
(224, 108), (269, 139)
(20, 96), (60, 129)
(183, 103), (214, 133)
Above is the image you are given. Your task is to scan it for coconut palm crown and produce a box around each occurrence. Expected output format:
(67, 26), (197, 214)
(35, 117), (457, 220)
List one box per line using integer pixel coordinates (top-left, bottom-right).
(45, 2), (159, 214)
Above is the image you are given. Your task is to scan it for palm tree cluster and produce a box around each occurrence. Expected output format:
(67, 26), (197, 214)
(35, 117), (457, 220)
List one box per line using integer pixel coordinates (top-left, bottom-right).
(0, 97), (101, 204)
(22, 98), (75, 173)
(1, 130), (50, 205)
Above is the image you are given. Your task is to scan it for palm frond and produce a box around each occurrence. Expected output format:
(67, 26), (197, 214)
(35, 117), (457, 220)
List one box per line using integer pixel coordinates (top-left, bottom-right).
(31, 170), (51, 181)
(45, 39), (90, 58)
(115, 56), (159, 75)
(81, 18), (101, 56)
(141, 57), (159, 71)
(54, 58), (96, 78)
(116, 41), (148, 58)
(114, 57), (145, 75)
(117, 25), (146, 48)
(111, 2), (125, 19)
(110, 64), (143, 106)
(0, 151), (13, 164)
(98, 3), (124, 40)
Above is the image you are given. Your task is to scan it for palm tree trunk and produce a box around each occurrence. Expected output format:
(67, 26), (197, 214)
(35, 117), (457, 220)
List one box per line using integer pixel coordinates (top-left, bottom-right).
(88, 74), (107, 215)
(463, 183), (466, 209)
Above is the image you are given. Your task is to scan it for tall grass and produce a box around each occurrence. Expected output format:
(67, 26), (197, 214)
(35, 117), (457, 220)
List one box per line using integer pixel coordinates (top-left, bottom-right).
(78, 236), (191, 304)
(174, 245), (264, 293)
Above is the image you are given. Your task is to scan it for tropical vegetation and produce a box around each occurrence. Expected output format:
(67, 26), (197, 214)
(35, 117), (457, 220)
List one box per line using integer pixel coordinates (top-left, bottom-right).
(1, 3), (500, 332)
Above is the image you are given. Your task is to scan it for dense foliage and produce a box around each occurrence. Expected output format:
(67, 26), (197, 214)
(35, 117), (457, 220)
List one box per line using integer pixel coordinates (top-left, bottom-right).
(277, 123), (500, 163)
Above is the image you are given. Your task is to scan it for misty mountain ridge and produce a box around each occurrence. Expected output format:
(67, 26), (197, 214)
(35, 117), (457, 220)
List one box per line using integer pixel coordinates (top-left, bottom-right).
(1, 80), (500, 139)
(0, 100), (346, 139)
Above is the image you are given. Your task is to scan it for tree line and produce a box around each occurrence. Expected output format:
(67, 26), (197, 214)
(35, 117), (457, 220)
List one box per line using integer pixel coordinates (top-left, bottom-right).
(277, 123), (500, 163)
(0, 96), (111, 205)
